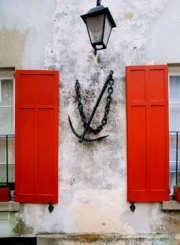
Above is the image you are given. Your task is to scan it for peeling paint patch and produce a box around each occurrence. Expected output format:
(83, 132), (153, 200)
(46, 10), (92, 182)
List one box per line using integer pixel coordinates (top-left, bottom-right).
(159, 211), (180, 233)
(0, 27), (28, 68)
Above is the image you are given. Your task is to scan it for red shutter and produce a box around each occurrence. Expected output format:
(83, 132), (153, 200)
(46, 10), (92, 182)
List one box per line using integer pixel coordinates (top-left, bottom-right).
(15, 70), (59, 203)
(126, 65), (169, 202)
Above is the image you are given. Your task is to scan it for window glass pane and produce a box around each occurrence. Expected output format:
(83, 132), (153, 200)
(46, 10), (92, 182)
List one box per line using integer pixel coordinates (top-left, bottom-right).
(0, 79), (13, 106)
(86, 14), (104, 43)
(8, 164), (15, 182)
(170, 76), (180, 131)
(0, 108), (14, 134)
(103, 16), (111, 46)
(0, 165), (7, 183)
(0, 137), (6, 183)
(169, 133), (180, 170)
(0, 138), (5, 164)
(169, 106), (180, 131)
(169, 75), (180, 192)
(0, 73), (14, 185)
(8, 138), (14, 164)
(0, 78), (14, 134)
(0, 138), (14, 164)
(0, 137), (15, 183)
(0, 81), (1, 103)
(0, 164), (14, 183)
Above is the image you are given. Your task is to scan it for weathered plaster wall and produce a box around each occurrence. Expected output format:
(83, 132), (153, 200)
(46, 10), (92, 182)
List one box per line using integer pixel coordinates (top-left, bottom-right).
(147, 0), (180, 63)
(1, 0), (180, 242)
(37, 233), (179, 245)
(0, 0), (56, 68)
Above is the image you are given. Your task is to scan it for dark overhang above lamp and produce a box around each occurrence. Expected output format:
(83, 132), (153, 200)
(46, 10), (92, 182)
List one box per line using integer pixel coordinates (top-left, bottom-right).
(81, 0), (116, 51)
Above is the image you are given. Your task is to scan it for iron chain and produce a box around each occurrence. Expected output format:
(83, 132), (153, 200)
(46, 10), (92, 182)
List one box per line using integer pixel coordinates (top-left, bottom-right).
(75, 71), (114, 134)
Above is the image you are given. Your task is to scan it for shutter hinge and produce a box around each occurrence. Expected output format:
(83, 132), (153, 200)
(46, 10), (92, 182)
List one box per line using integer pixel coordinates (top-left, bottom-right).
(129, 202), (136, 212)
(48, 203), (54, 213)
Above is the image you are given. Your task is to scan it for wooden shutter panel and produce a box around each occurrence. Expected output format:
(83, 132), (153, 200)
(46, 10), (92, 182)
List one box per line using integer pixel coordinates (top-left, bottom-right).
(126, 65), (169, 202)
(15, 70), (59, 203)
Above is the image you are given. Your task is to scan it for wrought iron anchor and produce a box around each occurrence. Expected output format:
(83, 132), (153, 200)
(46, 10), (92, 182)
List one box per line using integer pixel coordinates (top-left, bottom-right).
(68, 70), (114, 143)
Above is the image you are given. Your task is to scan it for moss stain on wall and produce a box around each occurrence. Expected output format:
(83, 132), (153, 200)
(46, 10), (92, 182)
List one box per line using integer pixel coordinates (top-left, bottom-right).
(9, 212), (34, 235)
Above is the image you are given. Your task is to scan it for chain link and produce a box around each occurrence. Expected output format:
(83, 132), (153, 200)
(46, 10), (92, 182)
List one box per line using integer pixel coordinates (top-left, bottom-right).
(75, 72), (114, 134)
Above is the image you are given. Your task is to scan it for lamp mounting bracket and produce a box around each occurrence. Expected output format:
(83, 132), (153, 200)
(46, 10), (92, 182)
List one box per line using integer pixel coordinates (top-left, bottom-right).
(97, 0), (101, 6)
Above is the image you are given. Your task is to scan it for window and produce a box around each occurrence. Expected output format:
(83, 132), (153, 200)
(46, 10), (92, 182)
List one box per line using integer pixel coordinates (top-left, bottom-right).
(169, 65), (180, 193)
(0, 69), (59, 204)
(0, 68), (15, 189)
(126, 65), (169, 202)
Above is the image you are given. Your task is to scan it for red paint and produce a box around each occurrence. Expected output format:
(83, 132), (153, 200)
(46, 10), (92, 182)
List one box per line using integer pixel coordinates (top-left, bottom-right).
(0, 187), (10, 202)
(126, 65), (169, 202)
(173, 186), (180, 202)
(15, 70), (59, 203)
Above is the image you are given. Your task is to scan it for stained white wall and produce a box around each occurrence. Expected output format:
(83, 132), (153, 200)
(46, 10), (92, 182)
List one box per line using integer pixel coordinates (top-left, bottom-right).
(0, 0), (56, 68)
(148, 0), (180, 64)
(1, 0), (180, 238)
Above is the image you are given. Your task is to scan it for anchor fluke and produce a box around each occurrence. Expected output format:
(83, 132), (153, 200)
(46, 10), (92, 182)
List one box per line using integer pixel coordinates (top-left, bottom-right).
(68, 115), (109, 142)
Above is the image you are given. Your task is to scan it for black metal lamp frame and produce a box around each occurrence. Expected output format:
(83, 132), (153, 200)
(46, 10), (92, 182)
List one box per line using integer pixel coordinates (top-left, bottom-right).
(81, 0), (116, 51)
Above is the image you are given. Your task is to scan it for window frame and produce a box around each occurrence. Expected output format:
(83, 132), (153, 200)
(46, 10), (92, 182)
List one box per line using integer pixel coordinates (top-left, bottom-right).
(0, 68), (59, 204)
(168, 64), (180, 192)
(0, 69), (15, 135)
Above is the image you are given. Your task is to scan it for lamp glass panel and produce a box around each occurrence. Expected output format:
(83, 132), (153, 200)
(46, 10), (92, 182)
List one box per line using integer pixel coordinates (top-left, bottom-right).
(86, 14), (104, 43)
(103, 15), (112, 46)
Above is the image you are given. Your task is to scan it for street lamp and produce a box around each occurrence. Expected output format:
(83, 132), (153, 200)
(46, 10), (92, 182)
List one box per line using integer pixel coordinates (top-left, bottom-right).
(81, 0), (116, 51)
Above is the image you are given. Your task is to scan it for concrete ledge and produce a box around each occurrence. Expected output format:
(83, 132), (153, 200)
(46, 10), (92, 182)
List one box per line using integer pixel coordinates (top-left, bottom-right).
(162, 200), (180, 210)
(37, 234), (179, 245)
(0, 201), (20, 212)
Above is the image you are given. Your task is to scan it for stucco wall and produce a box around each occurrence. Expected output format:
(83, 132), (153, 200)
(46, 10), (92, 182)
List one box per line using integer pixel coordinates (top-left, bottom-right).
(1, 0), (180, 242)
(0, 0), (56, 68)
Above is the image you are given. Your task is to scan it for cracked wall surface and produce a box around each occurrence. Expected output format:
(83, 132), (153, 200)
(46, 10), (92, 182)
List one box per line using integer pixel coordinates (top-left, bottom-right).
(1, 0), (180, 242)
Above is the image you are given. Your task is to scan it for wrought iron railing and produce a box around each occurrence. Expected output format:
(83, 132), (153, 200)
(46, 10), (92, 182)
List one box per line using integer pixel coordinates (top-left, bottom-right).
(0, 134), (15, 186)
(170, 131), (180, 186)
(0, 133), (179, 188)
